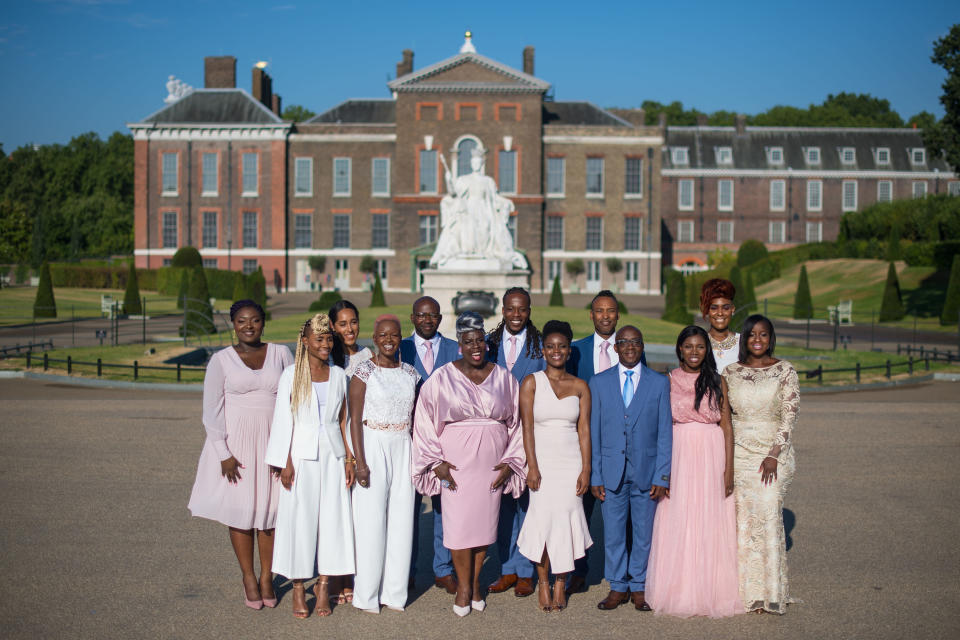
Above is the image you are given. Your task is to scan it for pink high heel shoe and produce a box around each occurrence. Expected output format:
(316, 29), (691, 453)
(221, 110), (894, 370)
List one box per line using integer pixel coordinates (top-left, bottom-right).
(244, 591), (264, 610)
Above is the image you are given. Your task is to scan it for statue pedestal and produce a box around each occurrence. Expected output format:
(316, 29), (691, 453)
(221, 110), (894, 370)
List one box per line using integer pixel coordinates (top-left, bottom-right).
(421, 265), (531, 337)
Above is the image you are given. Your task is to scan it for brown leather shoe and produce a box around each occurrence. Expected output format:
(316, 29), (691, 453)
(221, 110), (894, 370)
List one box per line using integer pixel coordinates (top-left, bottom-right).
(565, 574), (587, 597)
(631, 591), (652, 611)
(514, 577), (534, 598)
(434, 574), (457, 595)
(597, 590), (629, 610)
(488, 574), (518, 593)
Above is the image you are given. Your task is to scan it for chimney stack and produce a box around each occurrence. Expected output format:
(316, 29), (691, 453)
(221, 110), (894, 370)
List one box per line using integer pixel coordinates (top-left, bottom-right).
(204, 56), (236, 88)
(735, 113), (747, 135)
(523, 46), (535, 75)
(396, 49), (414, 78)
(252, 66), (273, 108)
(696, 113), (708, 127)
(272, 94), (282, 117)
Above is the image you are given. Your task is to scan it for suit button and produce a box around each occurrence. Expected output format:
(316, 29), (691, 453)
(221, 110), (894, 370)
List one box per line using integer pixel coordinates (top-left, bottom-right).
(621, 450), (625, 454)
(624, 414), (628, 419)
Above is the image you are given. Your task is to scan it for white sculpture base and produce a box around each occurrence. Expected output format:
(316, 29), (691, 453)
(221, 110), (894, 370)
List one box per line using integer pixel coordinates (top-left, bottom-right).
(421, 265), (531, 337)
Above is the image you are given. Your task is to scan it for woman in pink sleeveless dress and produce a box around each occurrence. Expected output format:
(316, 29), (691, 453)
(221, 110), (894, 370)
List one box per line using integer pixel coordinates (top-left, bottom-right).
(517, 320), (592, 613)
(645, 325), (741, 618)
(187, 300), (294, 609)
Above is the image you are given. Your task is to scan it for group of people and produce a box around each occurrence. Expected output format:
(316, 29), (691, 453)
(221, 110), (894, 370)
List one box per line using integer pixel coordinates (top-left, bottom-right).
(187, 278), (799, 619)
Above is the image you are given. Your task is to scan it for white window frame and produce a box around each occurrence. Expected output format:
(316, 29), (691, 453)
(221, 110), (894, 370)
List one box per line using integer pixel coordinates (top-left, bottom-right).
(677, 220), (694, 243)
(419, 213), (438, 245)
(371, 157), (391, 197)
(545, 215), (564, 251)
(419, 149), (438, 195)
(498, 149), (517, 195)
(242, 259), (258, 275)
(678, 179), (694, 211)
(161, 152), (178, 196)
(546, 157), (565, 197)
(806, 221), (823, 243)
(294, 157), (313, 197)
(769, 220), (786, 244)
(202, 258), (218, 269)
(371, 213), (390, 249)
(912, 181), (928, 198)
(877, 180), (893, 203)
(767, 146), (784, 164)
(840, 147), (856, 165)
(717, 220), (735, 244)
(585, 217), (603, 250)
(715, 146), (733, 165)
(805, 147), (821, 165)
(671, 147), (689, 165)
(806, 180), (823, 212)
(201, 152), (218, 196)
(548, 260), (563, 285)
(624, 260), (639, 283)
(948, 181), (960, 197)
(201, 210), (218, 248)
(911, 148), (926, 165)
(241, 152), (258, 197)
(717, 179), (734, 211)
(624, 217), (642, 251)
(769, 179), (786, 212)
(161, 211), (178, 248)
(332, 214), (351, 248)
(242, 211), (258, 249)
(875, 147), (890, 165)
(624, 157), (643, 198)
(586, 157), (604, 198)
(333, 157), (351, 197)
(293, 213), (312, 249)
(842, 180), (858, 211)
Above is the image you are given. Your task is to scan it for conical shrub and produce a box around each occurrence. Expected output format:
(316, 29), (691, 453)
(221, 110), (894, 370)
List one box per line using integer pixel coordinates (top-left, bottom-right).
(661, 268), (693, 324)
(370, 271), (386, 307)
(123, 262), (142, 315)
(249, 267), (267, 310)
(231, 271), (248, 301)
(176, 269), (189, 309)
(940, 255), (960, 326)
(793, 265), (813, 319)
(879, 262), (905, 322)
(549, 276), (564, 307)
(33, 261), (56, 318)
(182, 266), (216, 335)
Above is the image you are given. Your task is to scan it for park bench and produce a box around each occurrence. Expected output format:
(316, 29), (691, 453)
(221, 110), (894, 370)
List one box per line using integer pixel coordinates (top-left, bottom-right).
(101, 295), (115, 319)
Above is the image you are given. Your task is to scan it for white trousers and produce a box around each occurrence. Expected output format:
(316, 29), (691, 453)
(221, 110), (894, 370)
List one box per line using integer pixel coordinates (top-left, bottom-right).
(351, 428), (415, 612)
(272, 449), (355, 580)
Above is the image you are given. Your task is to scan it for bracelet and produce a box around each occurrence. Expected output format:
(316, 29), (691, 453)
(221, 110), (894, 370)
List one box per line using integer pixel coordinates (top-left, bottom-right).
(344, 456), (356, 464)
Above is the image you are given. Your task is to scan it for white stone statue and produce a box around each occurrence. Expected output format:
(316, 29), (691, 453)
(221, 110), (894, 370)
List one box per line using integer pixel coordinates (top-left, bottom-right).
(430, 146), (527, 270)
(164, 75), (193, 103)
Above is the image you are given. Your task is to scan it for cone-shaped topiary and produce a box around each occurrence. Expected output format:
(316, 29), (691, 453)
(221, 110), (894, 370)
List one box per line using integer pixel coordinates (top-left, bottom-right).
(793, 264), (813, 319)
(737, 239), (768, 268)
(742, 269), (757, 311)
(729, 265), (746, 308)
(886, 224), (902, 261)
(370, 271), (386, 307)
(231, 271), (248, 302)
(549, 276), (564, 307)
(940, 255), (960, 326)
(176, 268), (189, 309)
(33, 260), (56, 318)
(249, 267), (267, 309)
(661, 268), (693, 324)
(308, 290), (343, 313)
(183, 266), (216, 335)
(879, 261), (905, 322)
(123, 261), (142, 315)
(171, 246), (203, 268)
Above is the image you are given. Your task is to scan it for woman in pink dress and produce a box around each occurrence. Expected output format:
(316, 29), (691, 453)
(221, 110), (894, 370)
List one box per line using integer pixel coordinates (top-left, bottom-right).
(188, 300), (294, 609)
(516, 320), (592, 613)
(645, 325), (741, 618)
(412, 311), (525, 617)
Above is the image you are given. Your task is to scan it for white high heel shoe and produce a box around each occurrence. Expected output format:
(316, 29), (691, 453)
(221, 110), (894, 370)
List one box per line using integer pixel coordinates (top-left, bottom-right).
(453, 602), (471, 617)
(471, 599), (486, 612)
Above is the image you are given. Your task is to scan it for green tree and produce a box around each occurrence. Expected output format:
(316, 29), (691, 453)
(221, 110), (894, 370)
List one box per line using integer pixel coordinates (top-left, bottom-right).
(940, 255), (960, 326)
(249, 267), (267, 310)
(281, 105), (316, 122)
(359, 255), (377, 274)
(886, 223), (902, 261)
(122, 261), (142, 314)
(183, 266), (215, 335)
(741, 269), (758, 314)
(729, 265), (746, 308)
(908, 111), (938, 130)
(171, 246), (202, 268)
(176, 269), (189, 309)
(565, 259), (585, 281)
(33, 260), (56, 318)
(605, 257), (623, 289)
(231, 271), (248, 301)
(0, 199), (31, 263)
(737, 239), (769, 268)
(661, 268), (693, 324)
(923, 24), (960, 175)
(370, 272), (386, 308)
(793, 265), (813, 319)
(549, 276), (564, 307)
(879, 262), (906, 322)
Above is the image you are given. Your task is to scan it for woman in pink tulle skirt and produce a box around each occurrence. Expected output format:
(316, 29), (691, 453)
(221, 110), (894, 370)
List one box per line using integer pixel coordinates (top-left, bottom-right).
(645, 326), (742, 618)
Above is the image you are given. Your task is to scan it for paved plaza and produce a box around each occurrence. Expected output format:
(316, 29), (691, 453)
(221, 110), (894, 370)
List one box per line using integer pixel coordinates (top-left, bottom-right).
(0, 377), (958, 639)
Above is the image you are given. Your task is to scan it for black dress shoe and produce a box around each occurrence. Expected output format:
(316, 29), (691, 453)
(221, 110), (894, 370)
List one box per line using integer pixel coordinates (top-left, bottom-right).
(597, 590), (629, 610)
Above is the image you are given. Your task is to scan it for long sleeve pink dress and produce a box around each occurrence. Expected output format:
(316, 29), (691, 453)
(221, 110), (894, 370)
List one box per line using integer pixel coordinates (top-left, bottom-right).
(187, 343), (293, 530)
(645, 368), (742, 618)
(411, 362), (525, 550)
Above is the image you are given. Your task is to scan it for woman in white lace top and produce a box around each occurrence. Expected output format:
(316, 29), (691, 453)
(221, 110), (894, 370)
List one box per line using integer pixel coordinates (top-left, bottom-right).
(349, 315), (420, 613)
(721, 315), (799, 614)
(701, 278), (740, 372)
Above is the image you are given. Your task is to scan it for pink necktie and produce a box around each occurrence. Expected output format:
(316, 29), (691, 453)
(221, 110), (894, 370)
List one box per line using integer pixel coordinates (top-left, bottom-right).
(598, 340), (611, 373)
(422, 340), (434, 375)
(507, 336), (518, 371)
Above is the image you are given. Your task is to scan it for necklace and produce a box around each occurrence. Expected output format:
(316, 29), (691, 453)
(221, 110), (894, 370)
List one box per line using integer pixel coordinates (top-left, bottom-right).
(709, 332), (738, 352)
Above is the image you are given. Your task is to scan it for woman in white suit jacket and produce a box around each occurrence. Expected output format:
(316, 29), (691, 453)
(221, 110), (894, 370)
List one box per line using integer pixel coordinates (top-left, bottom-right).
(266, 313), (356, 618)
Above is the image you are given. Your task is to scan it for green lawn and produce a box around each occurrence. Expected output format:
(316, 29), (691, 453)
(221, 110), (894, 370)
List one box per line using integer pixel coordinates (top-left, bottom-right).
(0, 286), (233, 326)
(753, 259), (953, 332)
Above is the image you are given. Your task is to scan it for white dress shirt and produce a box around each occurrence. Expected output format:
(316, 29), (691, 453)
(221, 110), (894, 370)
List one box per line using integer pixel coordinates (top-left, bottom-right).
(413, 332), (442, 365)
(503, 328), (527, 358)
(617, 361), (643, 394)
(593, 332), (619, 373)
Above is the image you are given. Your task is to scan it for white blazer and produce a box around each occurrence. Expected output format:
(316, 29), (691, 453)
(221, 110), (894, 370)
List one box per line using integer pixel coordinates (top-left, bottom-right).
(265, 364), (348, 467)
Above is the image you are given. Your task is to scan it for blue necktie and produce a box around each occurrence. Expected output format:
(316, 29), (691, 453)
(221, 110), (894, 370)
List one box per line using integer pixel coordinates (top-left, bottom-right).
(622, 370), (634, 407)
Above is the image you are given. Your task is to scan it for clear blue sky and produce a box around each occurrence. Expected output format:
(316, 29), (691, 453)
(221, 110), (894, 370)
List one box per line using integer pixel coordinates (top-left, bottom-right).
(1, 0), (957, 151)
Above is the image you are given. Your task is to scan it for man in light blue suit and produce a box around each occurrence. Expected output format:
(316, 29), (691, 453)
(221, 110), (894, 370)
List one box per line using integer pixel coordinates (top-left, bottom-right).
(400, 296), (461, 595)
(589, 325), (671, 612)
(486, 287), (546, 598)
(565, 290), (646, 596)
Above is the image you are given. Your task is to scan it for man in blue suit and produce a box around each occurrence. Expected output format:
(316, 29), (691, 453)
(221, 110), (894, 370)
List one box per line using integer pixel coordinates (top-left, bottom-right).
(486, 287), (545, 598)
(589, 325), (671, 612)
(566, 291), (646, 596)
(400, 296), (461, 595)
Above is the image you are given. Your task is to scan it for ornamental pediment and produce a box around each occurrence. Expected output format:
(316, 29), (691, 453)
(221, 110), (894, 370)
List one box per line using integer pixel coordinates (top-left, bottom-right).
(388, 52), (550, 94)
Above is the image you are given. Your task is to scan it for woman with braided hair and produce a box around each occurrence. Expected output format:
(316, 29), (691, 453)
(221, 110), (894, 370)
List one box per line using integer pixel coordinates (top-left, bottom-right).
(266, 313), (355, 618)
(188, 300), (293, 610)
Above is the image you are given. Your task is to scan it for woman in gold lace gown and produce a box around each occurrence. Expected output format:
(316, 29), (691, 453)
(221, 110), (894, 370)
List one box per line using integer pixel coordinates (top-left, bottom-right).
(721, 315), (799, 615)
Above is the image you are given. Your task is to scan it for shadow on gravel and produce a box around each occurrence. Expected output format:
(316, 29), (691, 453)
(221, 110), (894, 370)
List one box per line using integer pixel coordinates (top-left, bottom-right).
(784, 508), (796, 551)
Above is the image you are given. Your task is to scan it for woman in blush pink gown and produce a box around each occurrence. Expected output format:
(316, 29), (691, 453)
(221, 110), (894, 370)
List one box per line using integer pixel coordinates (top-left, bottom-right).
(188, 300), (294, 610)
(645, 325), (741, 618)
(412, 311), (525, 617)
